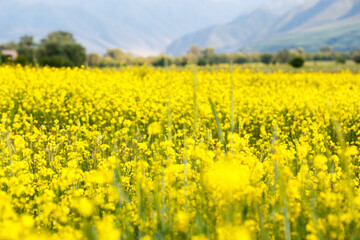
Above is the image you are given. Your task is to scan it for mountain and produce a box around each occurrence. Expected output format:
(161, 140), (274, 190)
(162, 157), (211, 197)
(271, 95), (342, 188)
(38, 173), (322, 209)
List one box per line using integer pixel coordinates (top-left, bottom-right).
(166, 9), (278, 56)
(0, 0), (268, 56)
(166, 0), (360, 55)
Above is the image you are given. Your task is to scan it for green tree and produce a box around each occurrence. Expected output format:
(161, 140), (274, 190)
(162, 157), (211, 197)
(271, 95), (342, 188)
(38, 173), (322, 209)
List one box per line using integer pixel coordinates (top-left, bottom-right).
(200, 48), (215, 65)
(174, 56), (188, 66)
(18, 35), (37, 64)
(353, 50), (360, 64)
(276, 49), (291, 63)
(188, 45), (200, 56)
(39, 56), (74, 68)
(153, 56), (172, 67)
(233, 56), (247, 64)
(15, 55), (29, 66)
(336, 55), (346, 64)
(260, 53), (273, 65)
(289, 56), (305, 68)
(213, 53), (230, 64)
(63, 43), (86, 66)
(105, 49), (126, 63)
(38, 31), (86, 67)
(43, 31), (76, 45)
(354, 54), (360, 64)
(87, 53), (102, 67)
(0, 41), (18, 50)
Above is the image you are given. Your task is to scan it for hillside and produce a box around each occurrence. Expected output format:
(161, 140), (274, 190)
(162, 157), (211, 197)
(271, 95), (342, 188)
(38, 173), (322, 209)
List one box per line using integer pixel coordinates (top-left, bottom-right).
(167, 10), (278, 56)
(166, 0), (360, 55)
(245, 18), (360, 52)
(0, 0), (265, 55)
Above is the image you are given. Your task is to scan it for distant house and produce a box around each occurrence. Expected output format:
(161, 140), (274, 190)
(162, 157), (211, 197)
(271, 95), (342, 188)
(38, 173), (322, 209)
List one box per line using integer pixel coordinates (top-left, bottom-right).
(1, 50), (18, 60)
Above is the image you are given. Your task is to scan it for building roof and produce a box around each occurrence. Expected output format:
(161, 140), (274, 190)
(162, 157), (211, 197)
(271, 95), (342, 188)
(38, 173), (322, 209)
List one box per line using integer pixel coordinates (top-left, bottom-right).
(1, 50), (18, 60)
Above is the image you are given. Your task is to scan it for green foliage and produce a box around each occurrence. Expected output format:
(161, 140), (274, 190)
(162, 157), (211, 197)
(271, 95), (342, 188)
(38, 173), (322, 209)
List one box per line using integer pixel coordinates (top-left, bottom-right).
(260, 54), (273, 65)
(354, 53), (360, 64)
(196, 48), (216, 65)
(153, 56), (172, 67)
(39, 56), (75, 68)
(62, 43), (86, 66)
(18, 35), (37, 64)
(14, 55), (29, 66)
(336, 55), (346, 64)
(105, 49), (126, 61)
(197, 58), (207, 66)
(213, 54), (230, 64)
(37, 31), (86, 67)
(289, 56), (305, 68)
(200, 48), (215, 59)
(187, 45), (200, 56)
(42, 31), (76, 45)
(174, 56), (188, 66)
(233, 56), (247, 64)
(276, 49), (291, 63)
(0, 54), (12, 64)
(3, 31), (360, 68)
(87, 53), (102, 67)
(0, 41), (18, 50)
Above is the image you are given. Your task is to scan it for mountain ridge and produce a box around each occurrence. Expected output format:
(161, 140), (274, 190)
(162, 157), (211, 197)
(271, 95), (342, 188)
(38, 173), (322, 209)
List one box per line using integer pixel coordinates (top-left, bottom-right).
(166, 0), (360, 55)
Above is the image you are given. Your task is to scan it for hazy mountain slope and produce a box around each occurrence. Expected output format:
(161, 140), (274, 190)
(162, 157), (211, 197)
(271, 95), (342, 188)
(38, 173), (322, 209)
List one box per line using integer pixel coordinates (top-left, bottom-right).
(0, 0), (267, 55)
(245, 19), (360, 52)
(271, 0), (357, 32)
(166, 0), (360, 55)
(246, 0), (360, 52)
(167, 10), (277, 56)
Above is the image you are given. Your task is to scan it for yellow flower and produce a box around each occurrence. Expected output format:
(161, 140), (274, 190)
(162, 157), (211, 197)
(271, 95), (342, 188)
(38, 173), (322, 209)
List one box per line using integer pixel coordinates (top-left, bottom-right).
(14, 135), (25, 152)
(76, 198), (94, 218)
(191, 234), (208, 240)
(96, 215), (120, 240)
(21, 215), (34, 228)
(174, 211), (190, 233)
(204, 160), (250, 200)
(217, 226), (251, 240)
(147, 122), (162, 135)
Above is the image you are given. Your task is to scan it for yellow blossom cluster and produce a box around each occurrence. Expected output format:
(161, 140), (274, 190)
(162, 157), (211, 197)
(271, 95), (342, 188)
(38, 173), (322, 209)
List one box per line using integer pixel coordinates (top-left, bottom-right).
(0, 65), (360, 239)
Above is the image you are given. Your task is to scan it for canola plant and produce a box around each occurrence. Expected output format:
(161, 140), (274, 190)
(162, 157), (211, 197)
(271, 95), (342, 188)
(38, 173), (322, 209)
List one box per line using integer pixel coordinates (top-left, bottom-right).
(0, 65), (360, 239)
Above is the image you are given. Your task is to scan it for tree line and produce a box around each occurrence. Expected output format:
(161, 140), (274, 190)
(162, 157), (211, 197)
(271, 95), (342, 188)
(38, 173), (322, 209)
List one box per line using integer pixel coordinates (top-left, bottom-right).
(1, 31), (360, 68)
(0, 31), (86, 67)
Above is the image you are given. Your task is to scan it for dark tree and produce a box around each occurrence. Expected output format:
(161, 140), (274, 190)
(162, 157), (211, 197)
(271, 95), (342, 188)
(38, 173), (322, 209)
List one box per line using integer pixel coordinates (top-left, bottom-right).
(200, 48), (216, 65)
(15, 55), (29, 66)
(38, 31), (86, 67)
(336, 55), (346, 64)
(63, 43), (86, 66)
(289, 56), (305, 68)
(40, 56), (74, 68)
(18, 35), (37, 63)
(233, 56), (247, 64)
(153, 56), (172, 67)
(260, 54), (273, 65)
(354, 51), (360, 64)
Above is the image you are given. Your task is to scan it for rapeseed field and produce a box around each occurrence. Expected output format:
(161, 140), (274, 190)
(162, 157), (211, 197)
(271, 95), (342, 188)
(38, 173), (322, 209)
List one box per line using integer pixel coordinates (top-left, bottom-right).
(0, 65), (360, 239)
